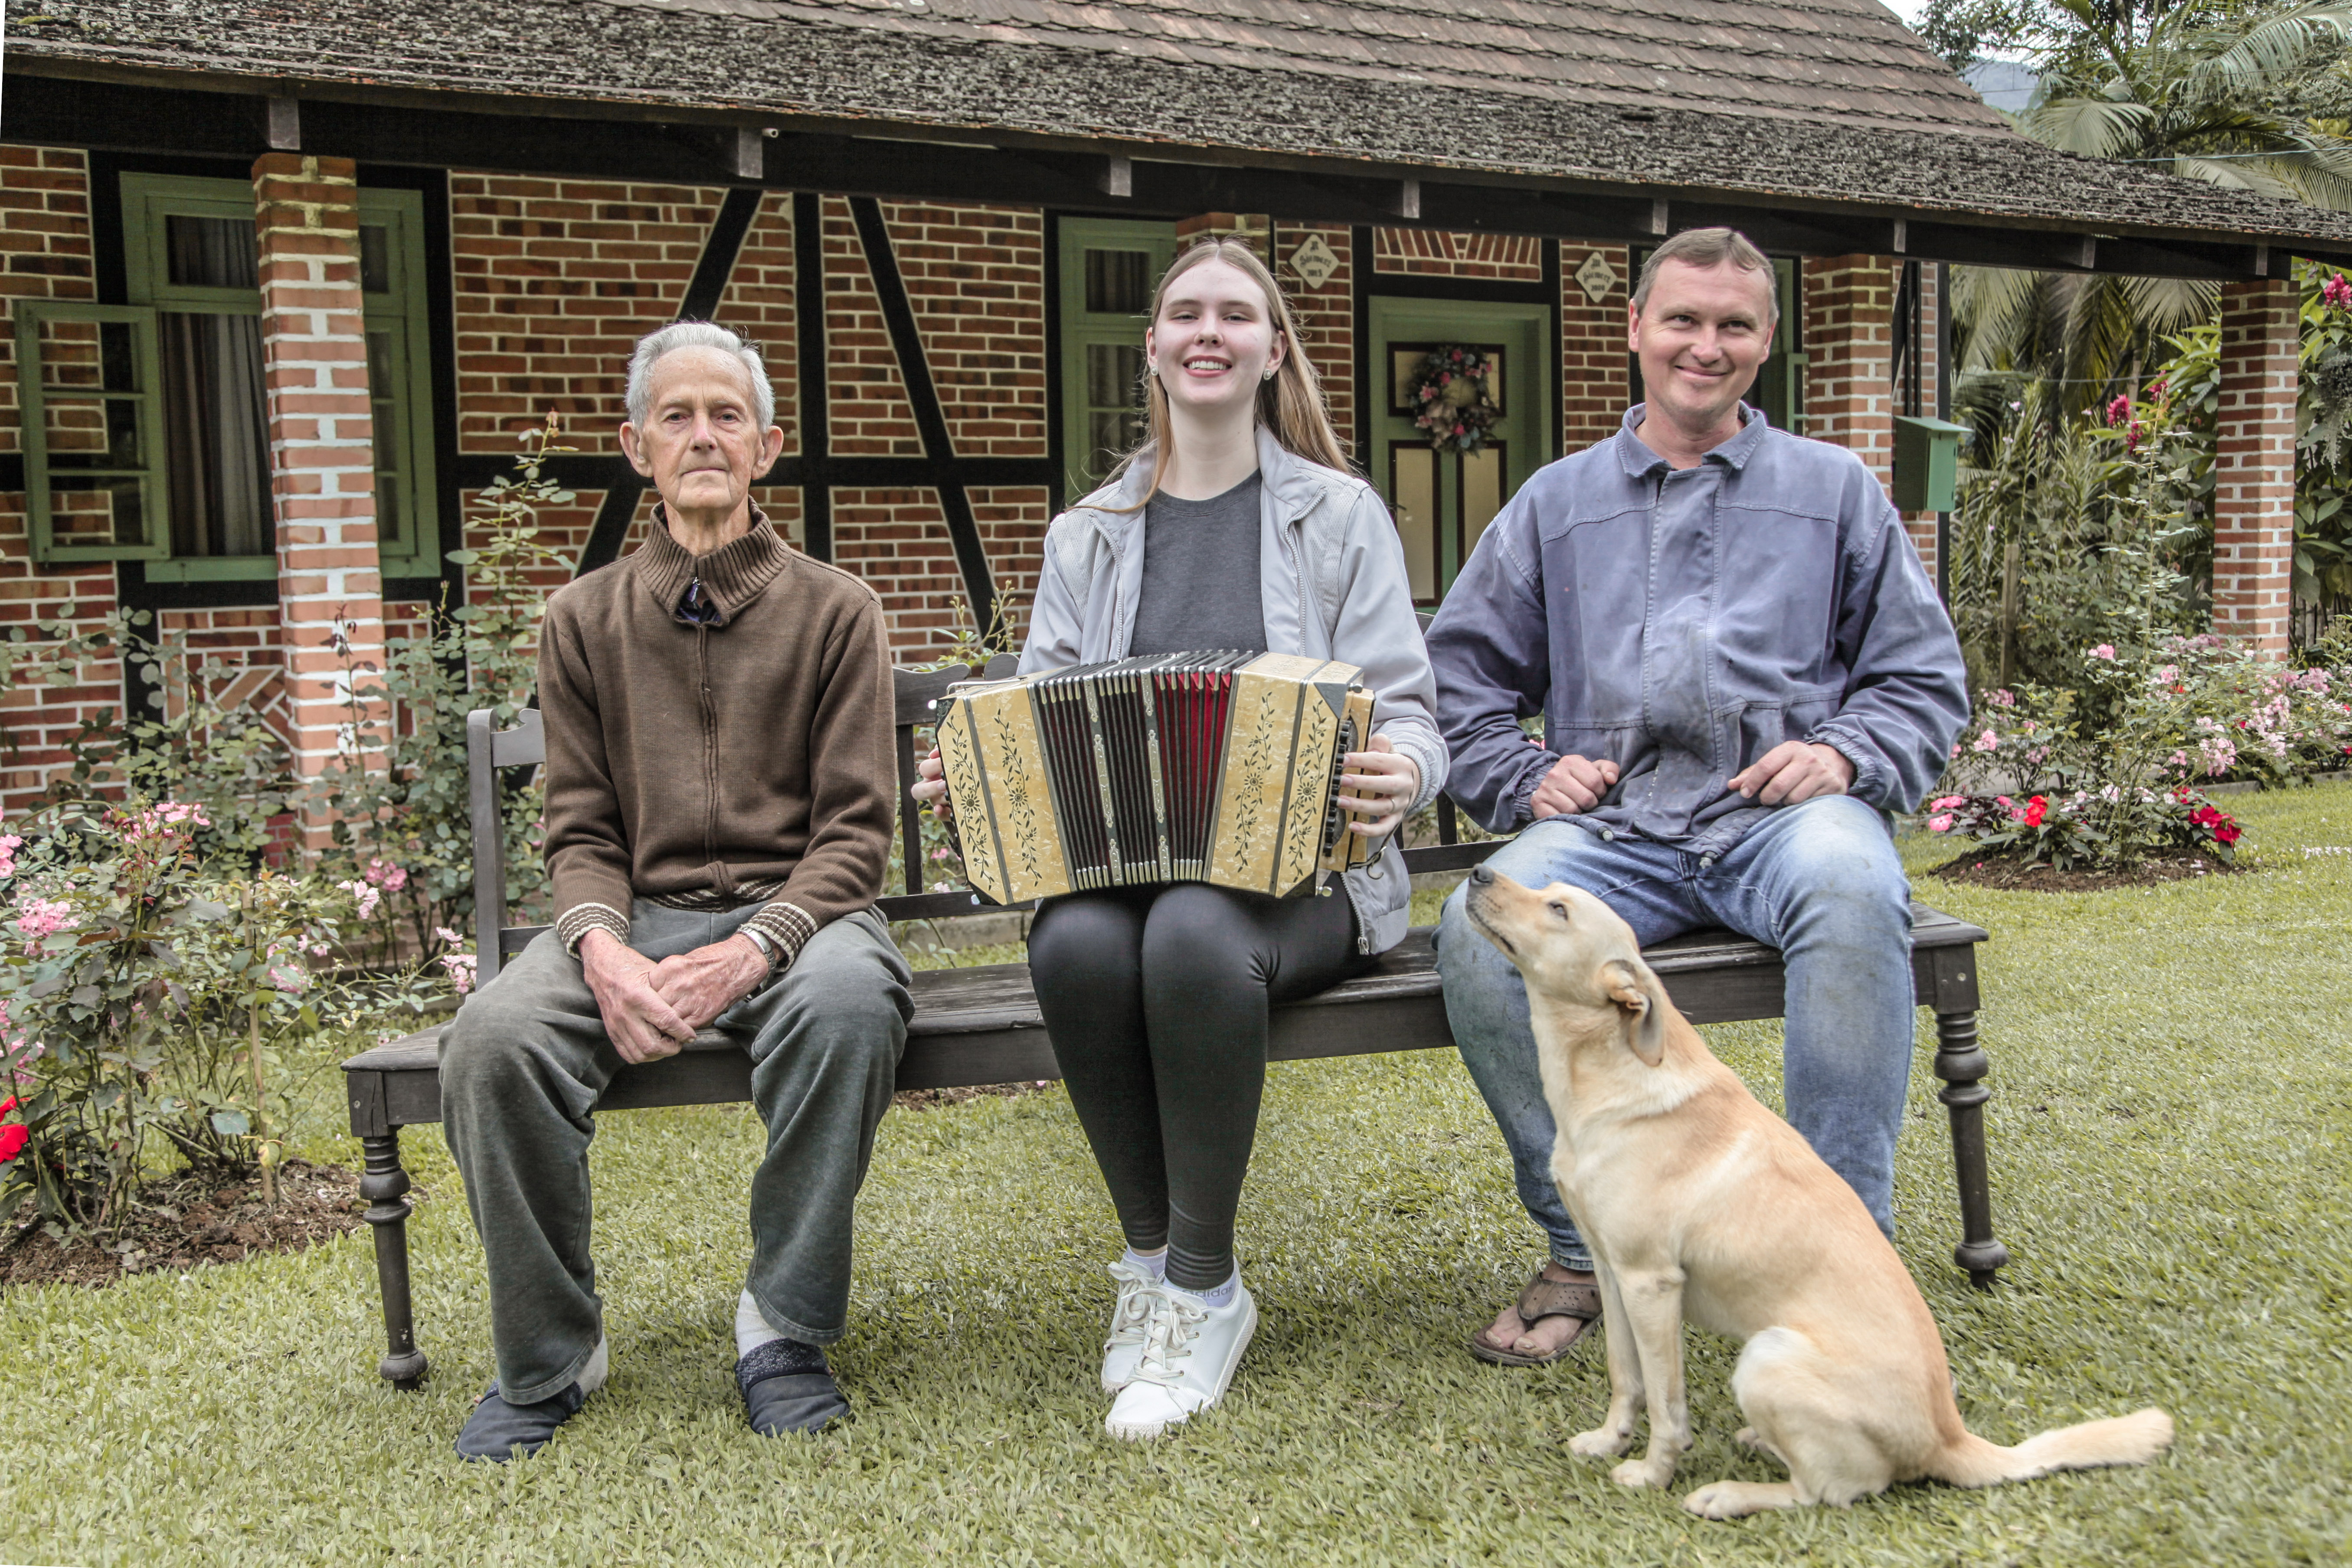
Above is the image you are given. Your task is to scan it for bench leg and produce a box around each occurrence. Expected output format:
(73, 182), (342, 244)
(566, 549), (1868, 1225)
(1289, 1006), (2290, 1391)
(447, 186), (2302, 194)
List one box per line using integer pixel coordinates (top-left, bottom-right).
(1932, 1008), (2010, 1290)
(360, 1130), (430, 1389)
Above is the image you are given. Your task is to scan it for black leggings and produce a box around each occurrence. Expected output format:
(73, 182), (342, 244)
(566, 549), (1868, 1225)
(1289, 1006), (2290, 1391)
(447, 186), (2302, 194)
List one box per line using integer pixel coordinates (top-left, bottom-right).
(1027, 882), (1370, 1291)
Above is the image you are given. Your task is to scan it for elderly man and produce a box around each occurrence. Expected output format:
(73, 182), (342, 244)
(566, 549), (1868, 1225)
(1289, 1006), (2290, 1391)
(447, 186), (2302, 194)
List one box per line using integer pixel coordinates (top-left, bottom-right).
(440, 321), (909, 1460)
(1428, 228), (1970, 1368)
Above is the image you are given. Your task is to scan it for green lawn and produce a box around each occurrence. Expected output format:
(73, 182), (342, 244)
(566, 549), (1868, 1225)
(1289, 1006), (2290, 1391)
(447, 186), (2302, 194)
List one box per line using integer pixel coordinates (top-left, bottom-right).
(4, 789), (2351, 1566)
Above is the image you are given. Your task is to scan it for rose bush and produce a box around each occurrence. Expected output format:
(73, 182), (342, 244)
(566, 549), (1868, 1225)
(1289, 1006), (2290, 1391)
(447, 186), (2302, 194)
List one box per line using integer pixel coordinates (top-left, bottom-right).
(1927, 631), (2324, 869)
(0, 799), (442, 1237)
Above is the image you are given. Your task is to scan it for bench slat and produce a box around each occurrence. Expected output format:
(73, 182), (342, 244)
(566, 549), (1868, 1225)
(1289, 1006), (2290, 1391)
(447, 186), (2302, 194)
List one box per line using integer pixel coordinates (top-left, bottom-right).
(347, 905), (1985, 1129)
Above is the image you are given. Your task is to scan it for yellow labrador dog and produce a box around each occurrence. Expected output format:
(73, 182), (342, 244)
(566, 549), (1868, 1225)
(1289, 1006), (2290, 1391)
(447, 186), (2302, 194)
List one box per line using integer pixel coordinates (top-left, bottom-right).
(1462, 867), (2172, 1519)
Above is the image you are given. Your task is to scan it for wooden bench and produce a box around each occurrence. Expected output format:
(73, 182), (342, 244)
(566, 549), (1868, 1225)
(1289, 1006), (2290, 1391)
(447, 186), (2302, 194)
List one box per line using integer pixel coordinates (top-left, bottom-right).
(343, 666), (2007, 1390)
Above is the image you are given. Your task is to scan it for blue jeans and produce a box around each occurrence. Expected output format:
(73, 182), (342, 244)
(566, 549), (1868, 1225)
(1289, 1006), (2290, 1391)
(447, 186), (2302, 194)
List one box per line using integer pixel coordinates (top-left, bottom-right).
(1435, 795), (1916, 1271)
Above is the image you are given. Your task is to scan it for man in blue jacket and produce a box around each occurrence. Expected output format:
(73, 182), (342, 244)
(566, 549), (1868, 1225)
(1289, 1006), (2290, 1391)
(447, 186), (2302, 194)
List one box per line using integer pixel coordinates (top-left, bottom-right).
(1428, 228), (1970, 1367)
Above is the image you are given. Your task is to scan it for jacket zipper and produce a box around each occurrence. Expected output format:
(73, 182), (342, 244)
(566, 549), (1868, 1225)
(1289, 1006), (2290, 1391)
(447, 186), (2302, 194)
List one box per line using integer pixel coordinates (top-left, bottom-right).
(697, 612), (721, 884)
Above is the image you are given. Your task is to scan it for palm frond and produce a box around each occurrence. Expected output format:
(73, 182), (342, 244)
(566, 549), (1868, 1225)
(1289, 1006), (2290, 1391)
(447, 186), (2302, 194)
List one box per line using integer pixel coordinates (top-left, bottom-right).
(2188, 2), (2352, 93)
(2024, 93), (2157, 155)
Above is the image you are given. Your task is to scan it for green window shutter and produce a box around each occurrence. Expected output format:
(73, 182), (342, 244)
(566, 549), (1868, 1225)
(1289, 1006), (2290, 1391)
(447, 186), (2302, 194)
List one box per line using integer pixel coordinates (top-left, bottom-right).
(357, 188), (438, 576)
(14, 301), (170, 563)
(1057, 218), (1178, 496)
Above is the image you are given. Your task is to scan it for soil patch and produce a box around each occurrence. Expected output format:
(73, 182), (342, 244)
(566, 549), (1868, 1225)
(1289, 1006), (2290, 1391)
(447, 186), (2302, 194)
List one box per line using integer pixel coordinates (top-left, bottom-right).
(1927, 850), (2251, 893)
(893, 1080), (1053, 1112)
(0, 1159), (374, 1290)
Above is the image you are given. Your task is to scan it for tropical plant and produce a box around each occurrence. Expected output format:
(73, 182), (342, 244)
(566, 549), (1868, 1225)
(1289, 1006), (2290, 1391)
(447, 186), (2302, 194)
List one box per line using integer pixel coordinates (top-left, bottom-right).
(1950, 1), (2352, 411)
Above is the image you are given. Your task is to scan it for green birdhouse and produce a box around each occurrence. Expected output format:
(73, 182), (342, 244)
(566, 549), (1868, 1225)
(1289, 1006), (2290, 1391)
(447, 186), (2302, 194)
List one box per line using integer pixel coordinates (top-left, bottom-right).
(1891, 415), (1967, 513)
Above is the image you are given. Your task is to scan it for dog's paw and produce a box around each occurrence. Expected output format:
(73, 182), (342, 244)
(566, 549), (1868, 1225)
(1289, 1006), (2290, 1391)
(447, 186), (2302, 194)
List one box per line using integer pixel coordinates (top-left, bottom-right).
(1611, 1456), (1678, 1489)
(1569, 1426), (1631, 1458)
(1682, 1479), (1797, 1519)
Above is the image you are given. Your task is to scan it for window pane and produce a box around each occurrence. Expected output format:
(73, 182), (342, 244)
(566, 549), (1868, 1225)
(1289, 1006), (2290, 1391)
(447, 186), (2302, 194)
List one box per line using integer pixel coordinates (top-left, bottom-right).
(1086, 342), (1144, 411)
(1461, 444), (1505, 564)
(160, 311), (271, 556)
(47, 477), (147, 549)
(165, 214), (259, 290)
(368, 331), (403, 548)
(1084, 249), (1151, 315)
(1087, 409), (1144, 475)
(99, 321), (137, 393)
(359, 225), (392, 294)
(41, 396), (114, 467)
(1391, 446), (1437, 603)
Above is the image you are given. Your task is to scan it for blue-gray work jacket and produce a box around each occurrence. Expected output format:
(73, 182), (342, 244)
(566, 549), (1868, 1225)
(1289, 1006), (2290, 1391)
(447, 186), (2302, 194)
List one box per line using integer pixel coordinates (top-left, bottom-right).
(1426, 406), (1970, 857)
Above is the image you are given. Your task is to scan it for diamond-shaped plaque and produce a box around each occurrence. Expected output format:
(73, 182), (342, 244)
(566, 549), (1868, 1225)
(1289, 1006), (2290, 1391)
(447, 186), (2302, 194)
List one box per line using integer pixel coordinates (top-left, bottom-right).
(1289, 232), (1339, 291)
(1574, 249), (1619, 305)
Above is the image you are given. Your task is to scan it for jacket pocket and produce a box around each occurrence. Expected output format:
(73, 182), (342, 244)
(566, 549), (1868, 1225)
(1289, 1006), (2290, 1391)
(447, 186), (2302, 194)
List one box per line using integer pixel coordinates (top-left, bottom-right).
(1728, 694), (1838, 777)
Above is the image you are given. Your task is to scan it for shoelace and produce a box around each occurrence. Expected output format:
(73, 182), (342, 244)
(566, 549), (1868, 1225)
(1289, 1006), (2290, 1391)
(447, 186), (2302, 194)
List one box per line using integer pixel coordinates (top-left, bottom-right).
(1103, 1262), (1158, 1352)
(1127, 1289), (1207, 1390)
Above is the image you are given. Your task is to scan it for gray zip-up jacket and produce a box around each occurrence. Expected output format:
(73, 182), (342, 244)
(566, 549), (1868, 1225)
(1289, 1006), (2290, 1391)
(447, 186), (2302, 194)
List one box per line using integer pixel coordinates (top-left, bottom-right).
(1021, 427), (1447, 955)
(1427, 406), (1969, 856)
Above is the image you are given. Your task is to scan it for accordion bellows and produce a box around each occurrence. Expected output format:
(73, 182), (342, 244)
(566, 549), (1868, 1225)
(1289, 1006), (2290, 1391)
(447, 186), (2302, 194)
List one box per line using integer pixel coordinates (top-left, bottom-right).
(938, 652), (1378, 904)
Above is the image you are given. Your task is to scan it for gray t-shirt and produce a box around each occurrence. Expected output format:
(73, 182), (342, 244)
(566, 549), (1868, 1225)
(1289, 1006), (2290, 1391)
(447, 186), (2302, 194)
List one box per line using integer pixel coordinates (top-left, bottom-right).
(1127, 472), (1268, 656)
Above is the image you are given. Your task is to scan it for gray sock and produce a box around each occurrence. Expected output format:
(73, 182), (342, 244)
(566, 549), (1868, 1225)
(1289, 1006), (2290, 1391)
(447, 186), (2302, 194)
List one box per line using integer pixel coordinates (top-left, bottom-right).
(1172, 1269), (1238, 1310)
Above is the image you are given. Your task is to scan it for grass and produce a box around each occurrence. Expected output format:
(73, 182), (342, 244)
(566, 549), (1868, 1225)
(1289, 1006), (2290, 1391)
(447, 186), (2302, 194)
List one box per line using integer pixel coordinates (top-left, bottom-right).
(3, 790), (2351, 1566)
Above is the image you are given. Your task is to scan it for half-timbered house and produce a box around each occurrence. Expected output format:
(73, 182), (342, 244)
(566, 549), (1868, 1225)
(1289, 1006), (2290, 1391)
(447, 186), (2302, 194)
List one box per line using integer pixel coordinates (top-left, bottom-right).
(2, 0), (2346, 811)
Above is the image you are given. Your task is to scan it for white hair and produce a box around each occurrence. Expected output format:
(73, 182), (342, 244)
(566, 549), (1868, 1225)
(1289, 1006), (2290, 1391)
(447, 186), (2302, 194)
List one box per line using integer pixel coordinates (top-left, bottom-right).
(624, 321), (775, 431)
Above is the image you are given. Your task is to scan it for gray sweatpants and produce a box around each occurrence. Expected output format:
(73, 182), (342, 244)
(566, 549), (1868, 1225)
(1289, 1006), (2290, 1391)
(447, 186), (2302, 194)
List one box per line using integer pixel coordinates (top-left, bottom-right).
(439, 900), (912, 1404)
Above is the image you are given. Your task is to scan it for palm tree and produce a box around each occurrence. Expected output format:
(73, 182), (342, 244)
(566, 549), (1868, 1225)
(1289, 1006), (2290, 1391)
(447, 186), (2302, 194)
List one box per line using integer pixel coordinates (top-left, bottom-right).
(1955, 0), (2352, 409)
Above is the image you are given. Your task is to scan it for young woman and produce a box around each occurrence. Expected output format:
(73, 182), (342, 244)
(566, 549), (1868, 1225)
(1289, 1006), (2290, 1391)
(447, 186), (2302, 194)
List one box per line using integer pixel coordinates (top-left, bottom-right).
(914, 238), (1443, 1439)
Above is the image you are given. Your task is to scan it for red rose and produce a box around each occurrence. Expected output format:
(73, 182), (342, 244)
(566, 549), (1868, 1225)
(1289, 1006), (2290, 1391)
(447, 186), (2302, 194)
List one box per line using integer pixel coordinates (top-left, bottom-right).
(2190, 805), (2220, 825)
(2215, 823), (2242, 845)
(2023, 795), (2048, 827)
(0, 1096), (14, 1117)
(0, 1123), (27, 1163)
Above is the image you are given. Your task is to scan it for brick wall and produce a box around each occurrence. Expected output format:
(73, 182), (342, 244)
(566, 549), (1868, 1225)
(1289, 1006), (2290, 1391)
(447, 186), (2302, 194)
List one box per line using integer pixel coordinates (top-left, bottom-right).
(1375, 228), (1543, 281)
(1279, 222), (1357, 465)
(1561, 242), (1630, 455)
(2212, 277), (2299, 654)
(0, 146), (121, 816)
(449, 173), (729, 599)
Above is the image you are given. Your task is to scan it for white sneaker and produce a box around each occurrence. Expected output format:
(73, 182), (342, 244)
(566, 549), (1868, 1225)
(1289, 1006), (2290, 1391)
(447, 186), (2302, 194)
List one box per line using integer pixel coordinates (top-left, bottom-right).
(1104, 1280), (1256, 1441)
(1100, 1259), (1161, 1393)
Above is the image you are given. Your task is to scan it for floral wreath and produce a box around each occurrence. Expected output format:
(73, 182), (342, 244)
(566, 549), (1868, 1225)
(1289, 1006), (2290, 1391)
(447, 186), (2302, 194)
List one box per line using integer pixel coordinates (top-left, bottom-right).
(1407, 345), (1501, 454)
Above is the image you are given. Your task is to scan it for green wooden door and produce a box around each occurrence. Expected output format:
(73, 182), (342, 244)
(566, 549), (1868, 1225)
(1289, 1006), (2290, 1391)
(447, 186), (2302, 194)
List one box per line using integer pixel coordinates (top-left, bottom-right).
(1369, 298), (1554, 606)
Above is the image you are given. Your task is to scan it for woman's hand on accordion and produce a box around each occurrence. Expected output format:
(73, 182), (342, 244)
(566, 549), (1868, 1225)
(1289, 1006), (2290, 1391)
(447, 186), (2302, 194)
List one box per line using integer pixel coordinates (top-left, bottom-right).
(912, 745), (952, 821)
(1338, 733), (1420, 842)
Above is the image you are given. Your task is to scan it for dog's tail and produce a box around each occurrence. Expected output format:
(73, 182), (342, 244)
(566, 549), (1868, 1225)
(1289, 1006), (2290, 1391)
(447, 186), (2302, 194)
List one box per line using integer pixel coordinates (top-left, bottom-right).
(1927, 1408), (2174, 1489)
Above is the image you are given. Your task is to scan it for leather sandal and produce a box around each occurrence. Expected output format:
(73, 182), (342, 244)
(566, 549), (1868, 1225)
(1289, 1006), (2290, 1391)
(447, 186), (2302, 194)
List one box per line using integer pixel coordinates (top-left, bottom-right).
(1466, 1267), (1602, 1367)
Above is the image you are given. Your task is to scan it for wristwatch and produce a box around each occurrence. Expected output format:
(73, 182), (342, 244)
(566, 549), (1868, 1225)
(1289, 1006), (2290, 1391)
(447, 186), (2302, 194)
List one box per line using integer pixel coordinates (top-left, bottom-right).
(739, 924), (783, 985)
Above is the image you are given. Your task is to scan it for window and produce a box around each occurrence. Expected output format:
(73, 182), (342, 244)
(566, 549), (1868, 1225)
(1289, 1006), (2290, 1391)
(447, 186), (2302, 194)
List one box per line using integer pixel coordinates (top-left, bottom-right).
(1057, 218), (1178, 495)
(13, 175), (438, 575)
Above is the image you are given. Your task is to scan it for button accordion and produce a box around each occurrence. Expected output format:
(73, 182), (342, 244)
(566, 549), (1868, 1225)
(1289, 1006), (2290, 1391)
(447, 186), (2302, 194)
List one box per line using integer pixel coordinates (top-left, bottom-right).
(936, 651), (1379, 904)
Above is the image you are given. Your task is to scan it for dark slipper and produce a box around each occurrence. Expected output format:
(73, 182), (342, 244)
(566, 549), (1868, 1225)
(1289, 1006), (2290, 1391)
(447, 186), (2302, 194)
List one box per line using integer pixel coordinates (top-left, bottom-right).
(737, 1339), (850, 1435)
(1466, 1268), (1603, 1367)
(454, 1380), (586, 1461)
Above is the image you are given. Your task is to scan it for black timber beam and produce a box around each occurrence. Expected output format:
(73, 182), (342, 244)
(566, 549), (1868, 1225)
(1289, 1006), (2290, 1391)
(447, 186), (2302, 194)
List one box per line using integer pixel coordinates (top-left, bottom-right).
(10, 69), (2348, 278)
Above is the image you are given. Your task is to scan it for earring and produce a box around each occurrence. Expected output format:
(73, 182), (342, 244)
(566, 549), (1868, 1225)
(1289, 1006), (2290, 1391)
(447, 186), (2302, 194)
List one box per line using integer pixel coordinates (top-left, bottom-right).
(1263, 367), (1277, 381)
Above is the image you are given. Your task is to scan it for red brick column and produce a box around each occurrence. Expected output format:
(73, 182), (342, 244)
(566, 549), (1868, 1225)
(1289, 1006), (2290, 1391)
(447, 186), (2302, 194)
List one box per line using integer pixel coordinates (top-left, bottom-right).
(2213, 277), (2299, 655)
(1561, 242), (1629, 454)
(1802, 255), (1897, 482)
(252, 154), (383, 836)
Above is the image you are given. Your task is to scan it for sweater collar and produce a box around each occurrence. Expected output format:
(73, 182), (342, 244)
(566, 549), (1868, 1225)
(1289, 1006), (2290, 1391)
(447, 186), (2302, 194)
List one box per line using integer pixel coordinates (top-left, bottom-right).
(636, 502), (789, 627)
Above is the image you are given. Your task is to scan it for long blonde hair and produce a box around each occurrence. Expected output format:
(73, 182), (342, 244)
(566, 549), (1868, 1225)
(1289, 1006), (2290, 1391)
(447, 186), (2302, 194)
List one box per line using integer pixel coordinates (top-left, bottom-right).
(1107, 237), (1353, 510)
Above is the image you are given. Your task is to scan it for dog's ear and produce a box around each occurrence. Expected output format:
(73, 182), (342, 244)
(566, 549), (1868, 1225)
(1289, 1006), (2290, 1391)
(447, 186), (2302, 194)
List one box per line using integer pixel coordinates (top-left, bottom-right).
(1601, 959), (1668, 1067)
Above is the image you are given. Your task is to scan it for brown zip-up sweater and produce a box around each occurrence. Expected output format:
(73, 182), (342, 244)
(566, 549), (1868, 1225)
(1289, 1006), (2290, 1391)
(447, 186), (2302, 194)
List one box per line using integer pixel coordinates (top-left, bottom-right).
(538, 504), (894, 970)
